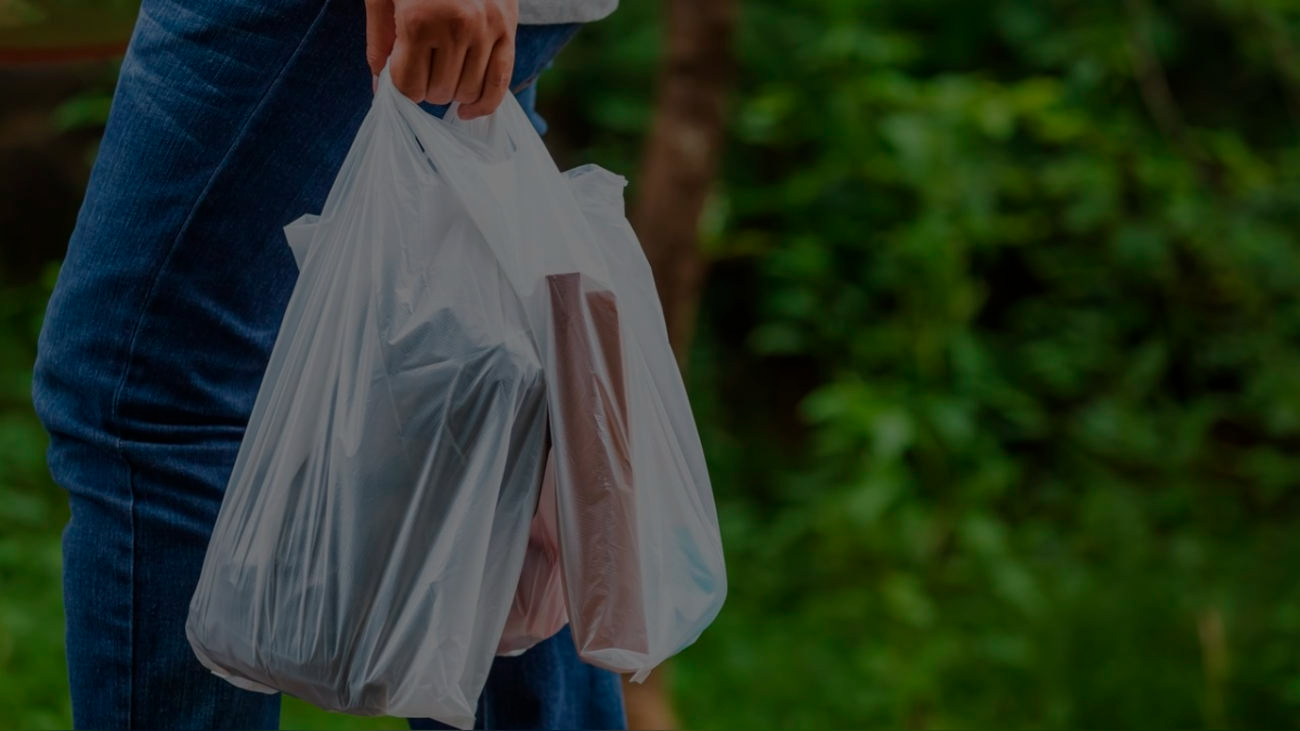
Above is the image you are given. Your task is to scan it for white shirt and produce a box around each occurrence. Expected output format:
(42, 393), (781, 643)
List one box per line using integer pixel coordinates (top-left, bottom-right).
(518, 0), (618, 24)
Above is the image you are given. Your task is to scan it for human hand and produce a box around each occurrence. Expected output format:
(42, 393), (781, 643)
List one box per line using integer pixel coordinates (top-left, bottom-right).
(365, 0), (519, 119)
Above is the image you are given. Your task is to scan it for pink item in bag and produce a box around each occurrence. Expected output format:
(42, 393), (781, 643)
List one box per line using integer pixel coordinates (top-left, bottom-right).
(497, 451), (568, 656)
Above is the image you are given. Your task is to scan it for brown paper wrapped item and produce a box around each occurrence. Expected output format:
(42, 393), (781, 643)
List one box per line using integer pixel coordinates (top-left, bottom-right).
(545, 272), (648, 659)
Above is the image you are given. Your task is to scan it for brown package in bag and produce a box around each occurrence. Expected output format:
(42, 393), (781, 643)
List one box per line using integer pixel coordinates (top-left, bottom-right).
(545, 272), (649, 658)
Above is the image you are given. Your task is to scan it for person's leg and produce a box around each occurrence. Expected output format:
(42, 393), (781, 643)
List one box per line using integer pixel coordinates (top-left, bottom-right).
(34, 2), (370, 725)
(32, 0), (602, 725)
(477, 626), (626, 730)
(408, 626), (628, 731)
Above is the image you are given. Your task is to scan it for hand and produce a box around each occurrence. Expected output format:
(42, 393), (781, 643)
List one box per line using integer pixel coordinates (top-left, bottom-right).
(365, 0), (519, 119)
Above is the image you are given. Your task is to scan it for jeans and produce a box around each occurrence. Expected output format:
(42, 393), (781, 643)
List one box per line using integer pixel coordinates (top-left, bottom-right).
(31, 0), (626, 728)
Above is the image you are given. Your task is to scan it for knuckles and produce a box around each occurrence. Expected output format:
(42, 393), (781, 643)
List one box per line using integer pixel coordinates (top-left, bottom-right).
(396, 0), (498, 44)
(483, 5), (511, 35)
(384, 0), (517, 109)
(395, 4), (440, 39)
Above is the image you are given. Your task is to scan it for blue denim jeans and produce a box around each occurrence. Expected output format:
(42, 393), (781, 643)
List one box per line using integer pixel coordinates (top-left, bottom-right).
(31, 0), (625, 728)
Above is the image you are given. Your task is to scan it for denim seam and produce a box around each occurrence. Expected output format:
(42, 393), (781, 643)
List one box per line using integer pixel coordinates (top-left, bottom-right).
(104, 1), (338, 725)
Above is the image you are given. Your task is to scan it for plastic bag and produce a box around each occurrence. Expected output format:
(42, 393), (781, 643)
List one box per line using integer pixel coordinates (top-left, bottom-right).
(186, 87), (548, 728)
(187, 68), (725, 727)
(537, 163), (726, 677)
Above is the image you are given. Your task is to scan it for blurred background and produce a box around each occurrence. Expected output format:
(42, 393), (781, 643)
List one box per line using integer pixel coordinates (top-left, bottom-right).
(6, 0), (1300, 728)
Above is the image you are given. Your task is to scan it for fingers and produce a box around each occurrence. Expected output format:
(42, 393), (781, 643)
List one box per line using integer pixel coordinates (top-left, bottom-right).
(454, 41), (491, 106)
(384, 0), (518, 110)
(390, 36), (430, 102)
(426, 41), (467, 104)
(364, 0), (397, 77)
(458, 35), (513, 119)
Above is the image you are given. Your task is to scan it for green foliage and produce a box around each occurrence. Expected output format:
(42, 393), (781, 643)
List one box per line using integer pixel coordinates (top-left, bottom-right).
(279, 697), (402, 730)
(8, 0), (1300, 728)
(0, 264), (70, 729)
(54, 91), (113, 133)
(552, 0), (1300, 727)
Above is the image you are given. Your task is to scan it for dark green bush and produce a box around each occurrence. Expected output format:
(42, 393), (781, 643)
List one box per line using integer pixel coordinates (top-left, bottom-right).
(552, 1), (1300, 727)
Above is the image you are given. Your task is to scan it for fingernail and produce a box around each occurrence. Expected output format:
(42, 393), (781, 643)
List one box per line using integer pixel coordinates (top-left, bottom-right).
(371, 74), (378, 94)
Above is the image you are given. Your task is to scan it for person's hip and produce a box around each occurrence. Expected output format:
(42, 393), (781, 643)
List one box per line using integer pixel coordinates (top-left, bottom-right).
(33, 0), (581, 461)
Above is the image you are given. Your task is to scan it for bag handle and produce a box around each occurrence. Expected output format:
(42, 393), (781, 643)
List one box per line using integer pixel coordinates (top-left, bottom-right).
(372, 64), (615, 300)
(374, 63), (549, 293)
(375, 64), (523, 164)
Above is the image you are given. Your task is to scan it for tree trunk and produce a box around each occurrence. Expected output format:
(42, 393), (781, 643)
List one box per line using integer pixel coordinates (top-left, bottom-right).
(622, 0), (736, 728)
(630, 0), (737, 362)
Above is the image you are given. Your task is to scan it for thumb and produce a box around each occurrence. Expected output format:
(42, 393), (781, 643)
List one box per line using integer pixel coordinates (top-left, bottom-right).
(364, 0), (397, 77)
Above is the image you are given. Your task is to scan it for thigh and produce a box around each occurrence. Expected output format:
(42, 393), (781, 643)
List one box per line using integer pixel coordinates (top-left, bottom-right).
(35, 1), (373, 727)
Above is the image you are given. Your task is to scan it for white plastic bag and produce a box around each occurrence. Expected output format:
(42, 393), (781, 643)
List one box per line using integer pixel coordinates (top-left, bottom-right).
(522, 163), (727, 678)
(187, 68), (725, 727)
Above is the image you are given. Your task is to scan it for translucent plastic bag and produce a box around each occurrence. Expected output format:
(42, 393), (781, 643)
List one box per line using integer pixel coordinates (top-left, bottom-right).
(187, 68), (725, 726)
(498, 163), (728, 678)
